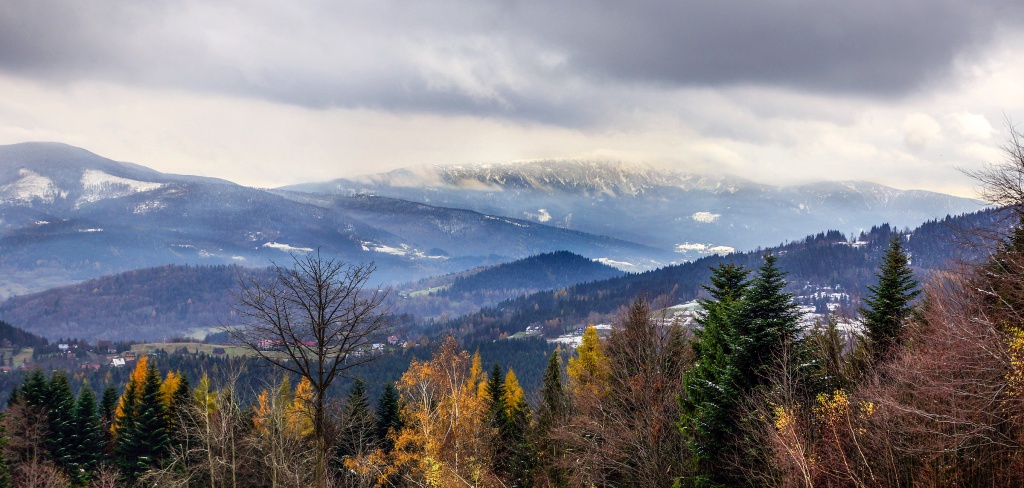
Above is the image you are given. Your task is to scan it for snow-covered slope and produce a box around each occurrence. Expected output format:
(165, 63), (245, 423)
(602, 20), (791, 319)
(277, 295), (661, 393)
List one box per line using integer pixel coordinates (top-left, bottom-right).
(282, 160), (985, 259)
(0, 143), (672, 297)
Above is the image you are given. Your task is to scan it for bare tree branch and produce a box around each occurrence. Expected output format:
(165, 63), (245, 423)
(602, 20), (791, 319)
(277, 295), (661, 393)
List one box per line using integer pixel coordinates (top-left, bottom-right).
(225, 251), (391, 488)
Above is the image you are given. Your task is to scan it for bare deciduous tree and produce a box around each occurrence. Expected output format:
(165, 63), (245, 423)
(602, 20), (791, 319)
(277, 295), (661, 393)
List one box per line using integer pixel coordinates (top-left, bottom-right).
(227, 252), (391, 488)
(966, 118), (1024, 219)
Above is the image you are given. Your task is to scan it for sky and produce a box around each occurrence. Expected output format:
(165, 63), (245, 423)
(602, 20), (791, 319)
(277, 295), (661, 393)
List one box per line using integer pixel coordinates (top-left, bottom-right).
(1, 1), (1024, 196)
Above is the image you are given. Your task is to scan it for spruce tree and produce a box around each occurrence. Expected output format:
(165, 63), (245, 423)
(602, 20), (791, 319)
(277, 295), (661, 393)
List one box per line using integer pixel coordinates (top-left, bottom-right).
(860, 235), (920, 360)
(46, 371), (76, 471)
(116, 362), (169, 481)
(166, 372), (192, 441)
(486, 363), (508, 424)
(502, 369), (535, 488)
(338, 379), (375, 458)
(375, 382), (402, 453)
(728, 253), (804, 393)
(682, 256), (802, 487)
(100, 385), (119, 450)
(536, 349), (566, 437)
(486, 363), (512, 481)
(680, 263), (750, 485)
(70, 385), (103, 484)
(19, 369), (48, 408)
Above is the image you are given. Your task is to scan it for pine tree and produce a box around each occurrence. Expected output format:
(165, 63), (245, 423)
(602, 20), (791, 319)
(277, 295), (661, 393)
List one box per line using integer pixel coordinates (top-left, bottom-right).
(375, 382), (402, 453)
(680, 263), (750, 485)
(70, 385), (103, 484)
(860, 235), (920, 360)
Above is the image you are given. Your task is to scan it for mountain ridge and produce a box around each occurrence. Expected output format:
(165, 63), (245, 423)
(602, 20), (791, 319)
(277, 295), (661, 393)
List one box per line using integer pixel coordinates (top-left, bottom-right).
(279, 159), (985, 258)
(0, 143), (672, 297)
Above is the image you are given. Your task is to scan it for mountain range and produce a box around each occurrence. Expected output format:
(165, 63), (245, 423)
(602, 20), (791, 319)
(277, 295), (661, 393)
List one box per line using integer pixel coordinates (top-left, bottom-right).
(284, 160), (984, 259)
(0, 141), (985, 314)
(0, 143), (669, 297)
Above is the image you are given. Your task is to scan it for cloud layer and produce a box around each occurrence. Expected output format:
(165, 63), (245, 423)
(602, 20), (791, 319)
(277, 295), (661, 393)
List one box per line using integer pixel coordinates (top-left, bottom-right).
(1, 0), (1023, 194)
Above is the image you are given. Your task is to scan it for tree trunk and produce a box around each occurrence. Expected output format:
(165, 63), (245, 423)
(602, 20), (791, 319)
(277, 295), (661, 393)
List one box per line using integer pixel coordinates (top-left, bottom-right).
(315, 393), (326, 488)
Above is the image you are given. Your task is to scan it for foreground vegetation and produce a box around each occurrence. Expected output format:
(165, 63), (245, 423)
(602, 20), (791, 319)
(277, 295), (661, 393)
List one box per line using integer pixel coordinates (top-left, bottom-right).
(1, 216), (1024, 487)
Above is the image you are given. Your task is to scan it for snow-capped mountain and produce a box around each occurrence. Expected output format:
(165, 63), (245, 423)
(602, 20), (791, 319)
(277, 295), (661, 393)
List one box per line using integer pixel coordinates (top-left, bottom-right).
(0, 143), (670, 297)
(283, 160), (985, 259)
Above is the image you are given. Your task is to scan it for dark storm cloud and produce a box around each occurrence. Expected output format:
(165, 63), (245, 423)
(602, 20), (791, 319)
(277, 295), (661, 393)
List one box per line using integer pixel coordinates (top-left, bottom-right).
(1, 0), (1020, 122)
(522, 0), (1016, 94)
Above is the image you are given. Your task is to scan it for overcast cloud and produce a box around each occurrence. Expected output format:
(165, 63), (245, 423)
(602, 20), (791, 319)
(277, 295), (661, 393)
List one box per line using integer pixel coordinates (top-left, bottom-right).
(1, 0), (1022, 194)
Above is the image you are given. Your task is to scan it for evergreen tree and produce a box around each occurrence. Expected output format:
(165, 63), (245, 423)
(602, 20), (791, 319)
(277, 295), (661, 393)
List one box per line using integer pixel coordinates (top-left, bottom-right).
(680, 263), (750, 485)
(100, 384), (119, 451)
(45, 371), (76, 471)
(535, 349), (568, 487)
(681, 256), (802, 487)
(536, 349), (566, 437)
(337, 379), (376, 458)
(166, 372), (192, 441)
(805, 315), (864, 395)
(486, 363), (512, 481)
(19, 369), (48, 408)
(728, 253), (804, 393)
(0, 421), (9, 488)
(375, 382), (402, 453)
(502, 369), (535, 488)
(116, 362), (169, 481)
(70, 385), (103, 484)
(487, 363), (508, 422)
(860, 235), (920, 360)
(5, 388), (18, 410)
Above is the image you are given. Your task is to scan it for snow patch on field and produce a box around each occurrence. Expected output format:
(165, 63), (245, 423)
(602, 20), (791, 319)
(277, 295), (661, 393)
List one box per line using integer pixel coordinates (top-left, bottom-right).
(1, 169), (64, 204)
(691, 211), (721, 223)
(595, 257), (633, 268)
(361, 241), (449, 260)
(78, 170), (163, 206)
(675, 243), (735, 256)
(263, 242), (314, 253)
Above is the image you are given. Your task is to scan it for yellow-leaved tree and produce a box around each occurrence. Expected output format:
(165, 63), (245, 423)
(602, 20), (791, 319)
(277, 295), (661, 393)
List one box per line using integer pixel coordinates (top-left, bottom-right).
(112, 356), (150, 437)
(390, 337), (493, 487)
(504, 368), (526, 416)
(567, 324), (609, 399)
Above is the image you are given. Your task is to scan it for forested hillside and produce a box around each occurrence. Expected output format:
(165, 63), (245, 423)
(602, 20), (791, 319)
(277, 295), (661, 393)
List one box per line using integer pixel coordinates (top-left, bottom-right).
(0, 265), (257, 341)
(443, 209), (1002, 342)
